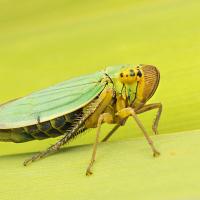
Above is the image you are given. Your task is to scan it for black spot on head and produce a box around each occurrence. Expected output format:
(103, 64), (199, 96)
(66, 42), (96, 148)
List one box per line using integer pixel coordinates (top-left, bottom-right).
(120, 73), (123, 78)
(130, 70), (135, 77)
(137, 70), (142, 77)
(126, 74), (129, 77)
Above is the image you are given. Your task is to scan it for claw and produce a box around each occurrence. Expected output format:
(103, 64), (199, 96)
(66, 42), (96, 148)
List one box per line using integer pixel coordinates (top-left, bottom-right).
(153, 150), (160, 157)
(152, 127), (159, 135)
(86, 169), (93, 176)
(23, 159), (31, 166)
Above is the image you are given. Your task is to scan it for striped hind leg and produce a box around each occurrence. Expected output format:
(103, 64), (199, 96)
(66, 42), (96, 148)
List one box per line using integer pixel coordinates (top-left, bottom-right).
(23, 133), (73, 166)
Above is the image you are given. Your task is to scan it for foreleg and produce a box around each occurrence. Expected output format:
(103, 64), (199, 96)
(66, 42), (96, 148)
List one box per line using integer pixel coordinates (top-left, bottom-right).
(116, 107), (160, 157)
(136, 103), (162, 135)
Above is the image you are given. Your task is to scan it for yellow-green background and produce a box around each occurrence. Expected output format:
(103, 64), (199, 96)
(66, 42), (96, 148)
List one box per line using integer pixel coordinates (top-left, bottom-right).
(0, 0), (200, 199)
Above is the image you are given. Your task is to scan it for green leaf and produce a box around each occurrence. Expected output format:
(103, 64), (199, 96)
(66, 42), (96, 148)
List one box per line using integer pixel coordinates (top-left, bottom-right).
(0, 131), (200, 200)
(0, 0), (200, 199)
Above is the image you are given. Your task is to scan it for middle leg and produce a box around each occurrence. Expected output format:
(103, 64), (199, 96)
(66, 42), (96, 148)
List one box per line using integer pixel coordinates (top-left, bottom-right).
(101, 124), (120, 142)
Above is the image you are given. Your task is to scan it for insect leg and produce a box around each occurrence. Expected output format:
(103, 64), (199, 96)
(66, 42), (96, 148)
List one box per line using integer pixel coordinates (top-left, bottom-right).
(101, 124), (120, 142)
(101, 116), (130, 142)
(24, 89), (113, 166)
(86, 113), (113, 176)
(116, 107), (160, 157)
(136, 103), (162, 135)
(23, 135), (70, 166)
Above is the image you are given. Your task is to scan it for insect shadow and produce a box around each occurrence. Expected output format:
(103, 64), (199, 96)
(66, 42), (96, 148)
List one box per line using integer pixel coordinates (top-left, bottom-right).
(0, 143), (92, 164)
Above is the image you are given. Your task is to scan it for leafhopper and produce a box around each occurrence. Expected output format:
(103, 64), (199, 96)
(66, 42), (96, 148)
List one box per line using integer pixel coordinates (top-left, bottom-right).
(0, 64), (162, 175)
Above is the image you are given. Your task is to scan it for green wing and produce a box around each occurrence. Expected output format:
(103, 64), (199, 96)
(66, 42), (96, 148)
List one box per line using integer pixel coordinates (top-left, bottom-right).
(0, 70), (106, 129)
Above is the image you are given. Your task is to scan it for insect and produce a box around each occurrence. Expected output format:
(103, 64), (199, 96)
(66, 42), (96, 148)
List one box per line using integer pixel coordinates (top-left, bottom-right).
(0, 64), (162, 175)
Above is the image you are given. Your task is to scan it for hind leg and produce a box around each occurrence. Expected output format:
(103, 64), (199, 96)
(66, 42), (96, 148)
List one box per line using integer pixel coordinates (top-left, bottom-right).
(86, 113), (113, 176)
(24, 133), (74, 166)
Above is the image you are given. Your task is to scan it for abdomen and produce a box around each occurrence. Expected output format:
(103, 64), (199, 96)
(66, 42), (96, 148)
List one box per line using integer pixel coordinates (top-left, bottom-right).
(0, 109), (83, 143)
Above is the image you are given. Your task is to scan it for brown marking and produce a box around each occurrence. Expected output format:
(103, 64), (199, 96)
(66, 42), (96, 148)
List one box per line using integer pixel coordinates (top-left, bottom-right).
(141, 65), (160, 102)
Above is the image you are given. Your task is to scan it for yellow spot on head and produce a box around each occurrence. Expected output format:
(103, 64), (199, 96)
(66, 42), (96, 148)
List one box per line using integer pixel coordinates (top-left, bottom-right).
(118, 67), (138, 84)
